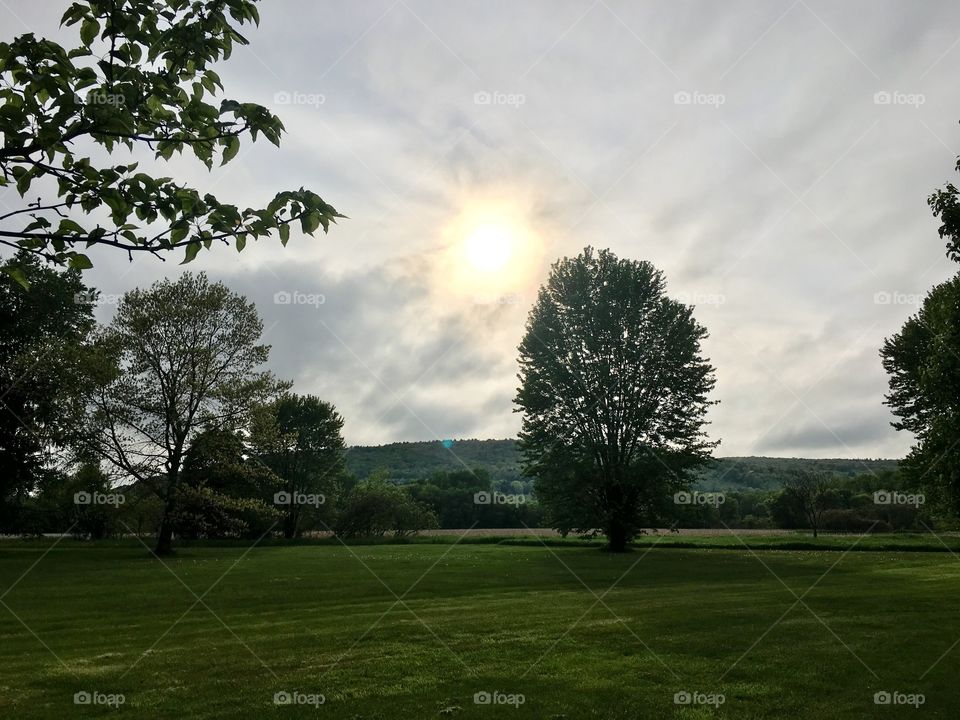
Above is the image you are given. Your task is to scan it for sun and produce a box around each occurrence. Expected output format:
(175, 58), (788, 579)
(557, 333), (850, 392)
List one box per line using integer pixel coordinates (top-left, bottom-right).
(465, 223), (514, 272)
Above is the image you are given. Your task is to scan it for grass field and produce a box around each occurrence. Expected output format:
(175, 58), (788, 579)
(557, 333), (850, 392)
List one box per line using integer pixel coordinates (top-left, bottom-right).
(1, 536), (958, 718)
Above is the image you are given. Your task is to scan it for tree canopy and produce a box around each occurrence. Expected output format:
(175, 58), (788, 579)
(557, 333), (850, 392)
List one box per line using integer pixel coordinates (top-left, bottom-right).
(83, 271), (283, 553)
(515, 247), (718, 551)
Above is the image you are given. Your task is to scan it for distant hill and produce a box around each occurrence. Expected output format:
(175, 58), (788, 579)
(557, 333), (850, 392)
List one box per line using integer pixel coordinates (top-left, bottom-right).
(344, 439), (899, 492)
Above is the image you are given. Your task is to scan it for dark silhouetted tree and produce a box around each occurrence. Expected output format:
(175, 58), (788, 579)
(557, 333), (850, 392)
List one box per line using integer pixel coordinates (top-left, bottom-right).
(515, 247), (717, 552)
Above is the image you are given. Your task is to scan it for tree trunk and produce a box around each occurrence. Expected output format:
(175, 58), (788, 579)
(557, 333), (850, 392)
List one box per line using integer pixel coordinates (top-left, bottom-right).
(154, 468), (180, 556)
(605, 519), (629, 552)
(155, 515), (174, 555)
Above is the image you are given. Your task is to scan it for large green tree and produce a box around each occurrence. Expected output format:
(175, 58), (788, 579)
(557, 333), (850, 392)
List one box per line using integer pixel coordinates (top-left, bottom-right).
(882, 274), (960, 513)
(251, 393), (346, 538)
(0, 0), (341, 277)
(515, 247), (718, 551)
(83, 271), (283, 554)
(0, 252), (96, 530)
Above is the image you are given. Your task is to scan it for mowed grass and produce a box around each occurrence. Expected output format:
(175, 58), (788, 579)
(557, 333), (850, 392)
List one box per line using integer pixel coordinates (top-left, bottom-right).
(1, 538), (959, 718)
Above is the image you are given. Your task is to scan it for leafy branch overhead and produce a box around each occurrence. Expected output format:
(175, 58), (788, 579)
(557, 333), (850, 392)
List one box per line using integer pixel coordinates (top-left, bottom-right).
(0, 0), (342, 278)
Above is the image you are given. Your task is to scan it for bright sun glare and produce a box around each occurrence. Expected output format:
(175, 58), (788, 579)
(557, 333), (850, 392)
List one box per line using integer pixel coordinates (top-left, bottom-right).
(465, 224), (513, 272)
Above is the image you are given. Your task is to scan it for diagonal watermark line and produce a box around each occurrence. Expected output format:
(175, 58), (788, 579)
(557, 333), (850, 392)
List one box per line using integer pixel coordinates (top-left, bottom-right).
(917, 520), (960, 679)
(0, 524), (76, 601)
(519, 526), (680, 679)
(799, 0), (880, 80)
(721, 121), (877, 277)
(720, 0), (801, 79)
(0, 598), (79, 677)
(598, 0), (681, 81)
(120, 521), (279, 679)
(319, 523), (479, 677)
(399, 0), (482, 81)
(718, 522), (880, 680)
(521, 0), (601, 78)
(319, 0), (402, 81)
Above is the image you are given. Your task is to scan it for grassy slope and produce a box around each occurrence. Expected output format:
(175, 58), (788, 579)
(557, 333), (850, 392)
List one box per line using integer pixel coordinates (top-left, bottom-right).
(0, 540), (957, 719)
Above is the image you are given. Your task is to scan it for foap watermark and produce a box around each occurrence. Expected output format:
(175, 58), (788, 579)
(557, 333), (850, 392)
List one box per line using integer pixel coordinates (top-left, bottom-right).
(273, 290), (326, 308)
(873, 91), (925, 108)
(873, 690), (925, 708)
(674, 491), (725, 507)
(273, 691), (325, 707)
(274, 491), (325, 508)
(874, 490), (924, 508)
(675, 291), (726, 306)
(873, 291), (922, 306)
(74, 491), (125, 507)
(474, 491), (526, 506)
(474, 690), (525, 708)
(274, 91), (325, 108)
(79, 90), (126, 106)
(674, 90), (725, 108)
(73, 291), (122, 306)
(674, 690), (725, 707)
(74, 691), (125, 708)
(473, 90), (525, 108)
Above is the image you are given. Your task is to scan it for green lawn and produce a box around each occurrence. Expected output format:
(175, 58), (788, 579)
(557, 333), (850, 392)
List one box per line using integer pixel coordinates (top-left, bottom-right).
(1, 537), (958, 718)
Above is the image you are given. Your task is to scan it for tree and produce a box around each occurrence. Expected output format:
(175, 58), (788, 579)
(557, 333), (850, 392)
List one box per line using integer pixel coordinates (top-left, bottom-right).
(83, 272), (283, 554)
(781, 470), (831, 538)
(515, 247), (717, 552)
(175, 427), (280, 539)
(0, 0), (341, 277)
(882, 274), (960, 513)
(0, 252), (96, 531)
(251, 393), (346, 538)
(334, 477), (438, 539)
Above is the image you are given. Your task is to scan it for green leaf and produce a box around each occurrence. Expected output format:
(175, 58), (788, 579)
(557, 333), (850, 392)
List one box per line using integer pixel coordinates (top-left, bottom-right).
(170, 223), (189, 244)
(180, 242), (202, 264)
(80, 18), (99, 46)
(67, 253), (93, 270)
(279, 223), (290, 246)
(236, 234), (246, 252)
(221, 136), (240, 165)
(2, 266), (29, 290)
(300, 210), (321, 235)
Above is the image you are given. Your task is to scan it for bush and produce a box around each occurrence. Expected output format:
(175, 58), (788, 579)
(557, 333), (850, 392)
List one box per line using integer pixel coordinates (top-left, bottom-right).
(335, 480), (438, 538)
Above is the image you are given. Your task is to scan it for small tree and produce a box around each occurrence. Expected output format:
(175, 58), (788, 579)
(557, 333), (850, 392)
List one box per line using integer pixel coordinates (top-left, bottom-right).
(0, 0), (341, 277)
(782, 471), (831, 538)
(84, 272), (282, 554)
(515, 247), (717, 552)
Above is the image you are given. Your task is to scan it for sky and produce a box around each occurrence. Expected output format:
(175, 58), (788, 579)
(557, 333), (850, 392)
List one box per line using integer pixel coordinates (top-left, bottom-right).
(2, 0), (959, 458)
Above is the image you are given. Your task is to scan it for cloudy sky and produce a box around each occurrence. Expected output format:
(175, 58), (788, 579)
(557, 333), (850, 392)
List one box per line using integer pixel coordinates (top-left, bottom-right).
(3, 0), (959, 458)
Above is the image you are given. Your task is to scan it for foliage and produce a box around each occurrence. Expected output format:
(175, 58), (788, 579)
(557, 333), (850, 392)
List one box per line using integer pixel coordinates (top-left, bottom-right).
(515, 247), (717, 551)
(882, 274), (960, 515)
(0, 252), (96, 531)
(334, 477), (438, 538)
(175, 427), (280, 539)
(0, 0), (341, 275)
(345, 439), (529, 492)
(251, 393), (346, 538)
(82, 271), (283, 553)
(404, 468), (543, 529)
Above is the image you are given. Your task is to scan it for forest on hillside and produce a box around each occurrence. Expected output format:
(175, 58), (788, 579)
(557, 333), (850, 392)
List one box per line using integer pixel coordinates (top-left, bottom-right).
(344, 439), (899, 492)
